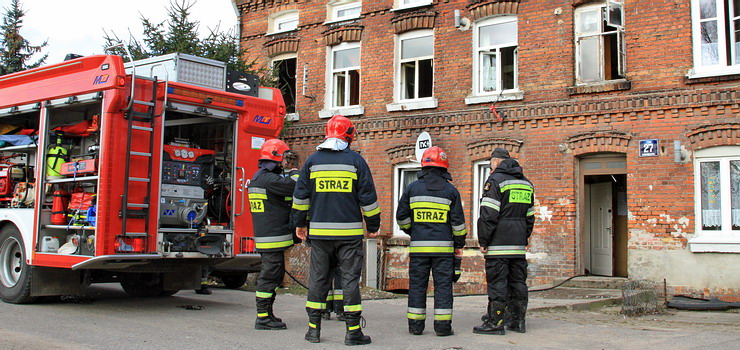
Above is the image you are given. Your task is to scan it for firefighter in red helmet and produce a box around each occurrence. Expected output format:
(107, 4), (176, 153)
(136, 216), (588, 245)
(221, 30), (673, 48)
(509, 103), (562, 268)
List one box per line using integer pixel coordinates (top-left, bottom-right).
(249, 138), (300, 330)
(293, 115), (379, 345)
(396, 146), (467, 336)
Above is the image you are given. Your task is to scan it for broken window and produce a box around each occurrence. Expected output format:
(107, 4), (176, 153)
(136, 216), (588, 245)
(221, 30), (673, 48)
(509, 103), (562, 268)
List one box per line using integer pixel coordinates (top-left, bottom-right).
(272, 56), (297, 114)
(574, 2), (625, 84)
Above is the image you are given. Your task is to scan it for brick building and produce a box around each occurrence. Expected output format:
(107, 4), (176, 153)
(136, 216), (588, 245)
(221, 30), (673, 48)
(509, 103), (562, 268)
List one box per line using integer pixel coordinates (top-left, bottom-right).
(233, 0), (740, 300)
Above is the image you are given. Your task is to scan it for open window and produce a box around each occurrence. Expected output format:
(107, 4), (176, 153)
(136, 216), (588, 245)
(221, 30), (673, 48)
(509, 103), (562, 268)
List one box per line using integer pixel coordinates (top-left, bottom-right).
(574, 2), (626, 84)
(474, 16), (518, 95)
(330, 43), (361, 109)
(272, 54), (297, 117)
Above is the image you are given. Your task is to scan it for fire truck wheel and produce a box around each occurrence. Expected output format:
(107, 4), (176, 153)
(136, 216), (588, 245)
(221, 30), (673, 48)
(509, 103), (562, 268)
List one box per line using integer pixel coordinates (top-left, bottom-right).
(120, 275), (166, 298)
(220, 274), (248, 289)
(0, 225), (37, 304)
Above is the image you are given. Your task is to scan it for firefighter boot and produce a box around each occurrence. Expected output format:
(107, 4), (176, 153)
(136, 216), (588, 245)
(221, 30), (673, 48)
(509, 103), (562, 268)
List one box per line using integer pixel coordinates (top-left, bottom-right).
(195, 282), (211, 295)
(507, 299), (527, 333)
(408, 319), (424, 335)
(344, 313), (371, 346)
(304, 310), (322, 343)
(473, 301), (506, 335)
(434, 320), (454, 337)
(268, 294), (283, 323)
(255, 297), (287, 330)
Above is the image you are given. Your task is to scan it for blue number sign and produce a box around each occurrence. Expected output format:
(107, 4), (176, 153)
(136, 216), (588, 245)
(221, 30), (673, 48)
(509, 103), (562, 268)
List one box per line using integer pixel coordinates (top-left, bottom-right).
(639, 139), (659, 157)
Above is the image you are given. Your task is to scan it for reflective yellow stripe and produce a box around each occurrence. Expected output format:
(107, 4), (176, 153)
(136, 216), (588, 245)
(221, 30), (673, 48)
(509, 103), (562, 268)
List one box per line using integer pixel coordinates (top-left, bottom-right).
(326, 295), (335, 301)
(453, 228), (467, 236)
(306, 301), (326, 309)
(256, 291), (273, 298)
(527, 210), (535, 216)
(310, 228), (365, 237)
(292, 203), (310, 211)
(407, 313), (426, 320)
(434, 314), (453, 321)
(344, 304), (362, 312)
(310, 170), (357, 180)
(481, 201), (500, 211)
(500, 184), (533, 192)
(257, 313), (269, 317)
(363, 206), (380, 217)
(485, 250), (526, 256)
(410, 202), (450, 211)
(255, 240), (293, 250)
(309, 322), (317, 328)
(348, 325), (360, 331)
(248, 193), (267, 200)
(409, 246), (455, 254)
(399, 224), (411, 230)
(334, 294), (344, 300)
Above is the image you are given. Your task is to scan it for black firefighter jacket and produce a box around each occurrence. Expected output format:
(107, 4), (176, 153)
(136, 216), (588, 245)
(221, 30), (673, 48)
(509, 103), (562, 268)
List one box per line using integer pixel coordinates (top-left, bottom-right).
(477, 158), (535, 259)
(249, 160), (299, 252)
(291, 147), (380, 240)
(396, 168), (467, 256)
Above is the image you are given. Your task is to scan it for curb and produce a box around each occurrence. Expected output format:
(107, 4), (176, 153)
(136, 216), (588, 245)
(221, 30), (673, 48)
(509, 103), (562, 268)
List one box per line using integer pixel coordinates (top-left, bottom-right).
(531, 297), (624, 312)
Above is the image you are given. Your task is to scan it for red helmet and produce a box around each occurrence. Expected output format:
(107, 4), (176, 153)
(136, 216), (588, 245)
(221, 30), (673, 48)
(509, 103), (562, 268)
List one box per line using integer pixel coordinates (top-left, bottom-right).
(325, 115), (356, 143)
(421, 146), (449, 169)
(260, 139), (291, 162)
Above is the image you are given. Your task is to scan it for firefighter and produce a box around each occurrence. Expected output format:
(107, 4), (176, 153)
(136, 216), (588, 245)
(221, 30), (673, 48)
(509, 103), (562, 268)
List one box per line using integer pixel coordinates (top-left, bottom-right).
(395, 146), (467, 337)
(293, 115), (380, 346)
(250, 138), (300, 330)
(474, 148), (535, 335)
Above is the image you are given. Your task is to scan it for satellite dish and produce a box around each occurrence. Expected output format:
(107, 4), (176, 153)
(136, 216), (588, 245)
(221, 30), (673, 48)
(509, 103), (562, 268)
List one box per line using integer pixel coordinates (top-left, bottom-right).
(415, 132), (432, 162)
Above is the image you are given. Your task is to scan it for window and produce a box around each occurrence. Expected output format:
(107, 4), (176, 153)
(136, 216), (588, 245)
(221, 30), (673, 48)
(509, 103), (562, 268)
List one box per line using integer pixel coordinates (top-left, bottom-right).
(272, 54), (297, 115)
(328, 1), (362, 22)
(574, 3), (625, 84)
(331, 43), (361, 108)
(691, 0), (740, 76)
(270, 11), (299, 34)
(472, 160), (492, 237)
(690, 146), (740, 252)
(392, 163), (421, 237)
(399, 30), (434, 101)
(394, 0), (433, 10)
(474, 16), (518, 95)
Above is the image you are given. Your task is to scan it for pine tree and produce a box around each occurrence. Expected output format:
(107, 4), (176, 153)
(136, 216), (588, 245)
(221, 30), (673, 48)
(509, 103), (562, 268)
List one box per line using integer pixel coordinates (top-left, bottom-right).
(103, 0), (257, 74)
(0, 0), (47, 75)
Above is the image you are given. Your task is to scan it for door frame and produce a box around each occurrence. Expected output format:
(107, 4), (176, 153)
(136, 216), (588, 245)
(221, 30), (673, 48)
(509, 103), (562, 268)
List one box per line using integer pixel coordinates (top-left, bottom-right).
(577, 153), (627, 275)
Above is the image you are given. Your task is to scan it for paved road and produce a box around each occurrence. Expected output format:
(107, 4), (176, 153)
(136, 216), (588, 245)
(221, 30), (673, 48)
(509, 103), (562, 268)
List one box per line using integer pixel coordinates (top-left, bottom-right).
(0, 285), (738, 350)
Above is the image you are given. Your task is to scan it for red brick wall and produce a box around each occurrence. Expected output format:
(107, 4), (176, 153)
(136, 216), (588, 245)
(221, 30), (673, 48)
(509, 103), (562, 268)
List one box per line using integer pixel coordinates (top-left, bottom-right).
(236, 0), (740, 299)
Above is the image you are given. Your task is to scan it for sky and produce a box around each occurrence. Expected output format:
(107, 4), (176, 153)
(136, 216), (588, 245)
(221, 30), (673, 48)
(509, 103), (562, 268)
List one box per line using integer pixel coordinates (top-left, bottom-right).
(2, 0), (239, 64)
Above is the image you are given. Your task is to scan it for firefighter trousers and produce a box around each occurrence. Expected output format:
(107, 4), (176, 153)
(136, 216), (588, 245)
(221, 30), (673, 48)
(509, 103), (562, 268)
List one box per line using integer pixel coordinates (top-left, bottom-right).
(485, 257), (528, 303)
(256, 251), (286, 296)
(407, 255), (454, 322)
(306, 239), (363, 315)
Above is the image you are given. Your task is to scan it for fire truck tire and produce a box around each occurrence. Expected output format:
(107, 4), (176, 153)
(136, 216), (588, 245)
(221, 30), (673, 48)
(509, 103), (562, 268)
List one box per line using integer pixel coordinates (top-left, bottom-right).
(0, 225), (37, 304)
(220, 274), (248, 289)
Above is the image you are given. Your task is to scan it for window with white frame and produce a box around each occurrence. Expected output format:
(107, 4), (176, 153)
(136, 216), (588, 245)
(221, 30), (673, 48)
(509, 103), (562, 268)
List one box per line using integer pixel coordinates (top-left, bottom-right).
(398, 30), (434, 101)
(394, 0), (433, 10)
(472, 160), (492, 237)
(270, 11), (299, 34)
(474, 16), (518, 95)
(574, 2), (625, 84)
(328, 1), (362, 22)
(690, 146), (740, 252)
(392, 163), (421, 237)
(691, 0), (740, 76)
(272, 54), (297, 115)
(330, 43), (361, 108)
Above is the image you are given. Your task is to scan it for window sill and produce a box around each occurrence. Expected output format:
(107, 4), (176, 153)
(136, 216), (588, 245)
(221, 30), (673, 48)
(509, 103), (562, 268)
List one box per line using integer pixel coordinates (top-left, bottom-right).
(685, 67), (740, 84)
(319, 106), (364, 119)
(390, 1), (433, 12)
(688, 234), (740, 253)
(566, 79), (631, 95)
(465, 90), (524, 105)
(324, 17), (361, 25)
(285, 112), (299, 121)
(266, 29), (298, 36)
(386, 98), (438, 112)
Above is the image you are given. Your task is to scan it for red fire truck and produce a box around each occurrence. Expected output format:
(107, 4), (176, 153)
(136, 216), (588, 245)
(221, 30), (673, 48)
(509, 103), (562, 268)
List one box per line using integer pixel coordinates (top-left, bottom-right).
(0, 54), (285, 303)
